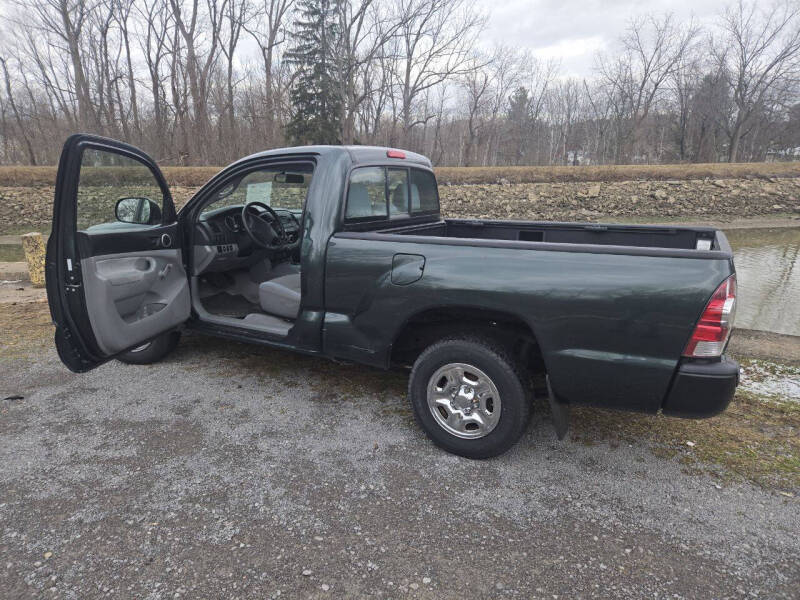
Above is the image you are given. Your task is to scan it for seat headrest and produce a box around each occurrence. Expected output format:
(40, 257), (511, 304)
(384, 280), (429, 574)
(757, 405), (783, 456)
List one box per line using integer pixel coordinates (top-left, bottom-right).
(392, 183), (407, 213)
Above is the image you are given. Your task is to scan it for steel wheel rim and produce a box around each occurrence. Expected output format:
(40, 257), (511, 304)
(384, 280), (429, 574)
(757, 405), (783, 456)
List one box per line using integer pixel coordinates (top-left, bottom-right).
(426, 362), (501, 439)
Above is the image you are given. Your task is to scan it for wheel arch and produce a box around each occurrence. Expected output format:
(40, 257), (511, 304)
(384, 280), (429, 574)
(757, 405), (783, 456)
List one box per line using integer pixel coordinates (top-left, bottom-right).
(388, 305), (548, 378)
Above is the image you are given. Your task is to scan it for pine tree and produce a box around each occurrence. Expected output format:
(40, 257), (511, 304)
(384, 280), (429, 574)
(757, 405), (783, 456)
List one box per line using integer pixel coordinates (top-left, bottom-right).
(285, 0), (343, 145)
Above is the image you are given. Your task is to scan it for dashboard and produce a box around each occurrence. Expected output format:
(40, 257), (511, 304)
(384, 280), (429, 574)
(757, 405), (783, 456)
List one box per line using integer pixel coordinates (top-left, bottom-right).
(193, 205), (301, 274)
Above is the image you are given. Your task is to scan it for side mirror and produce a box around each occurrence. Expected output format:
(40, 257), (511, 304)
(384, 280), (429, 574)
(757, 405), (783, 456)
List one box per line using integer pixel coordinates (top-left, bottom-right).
(115, 197), (162, 225)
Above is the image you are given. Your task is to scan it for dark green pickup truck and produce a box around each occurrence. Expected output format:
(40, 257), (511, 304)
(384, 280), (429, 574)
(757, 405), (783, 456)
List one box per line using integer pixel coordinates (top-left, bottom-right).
(46, 135), (739, 458)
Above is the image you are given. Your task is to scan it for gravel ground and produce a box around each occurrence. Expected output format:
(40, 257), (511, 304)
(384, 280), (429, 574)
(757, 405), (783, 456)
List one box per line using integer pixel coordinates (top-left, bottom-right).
(1, 334), (799, 599)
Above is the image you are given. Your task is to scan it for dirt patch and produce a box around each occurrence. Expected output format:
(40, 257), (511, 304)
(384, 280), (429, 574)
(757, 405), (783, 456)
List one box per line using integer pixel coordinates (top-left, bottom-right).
(0, 299), (52, 359)
(730, 329), (800, 366)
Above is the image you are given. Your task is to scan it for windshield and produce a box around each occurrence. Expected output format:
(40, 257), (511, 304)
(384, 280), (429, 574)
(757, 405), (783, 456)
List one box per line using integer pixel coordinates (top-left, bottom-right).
(202, 164), (313, 215)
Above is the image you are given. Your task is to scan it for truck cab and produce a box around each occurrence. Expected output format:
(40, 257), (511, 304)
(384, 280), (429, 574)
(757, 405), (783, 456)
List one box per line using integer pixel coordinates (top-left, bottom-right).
(46, 135), (436, 371)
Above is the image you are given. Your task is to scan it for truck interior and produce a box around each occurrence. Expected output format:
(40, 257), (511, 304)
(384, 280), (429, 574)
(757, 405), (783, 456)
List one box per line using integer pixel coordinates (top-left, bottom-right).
(190, 163), (312, 337)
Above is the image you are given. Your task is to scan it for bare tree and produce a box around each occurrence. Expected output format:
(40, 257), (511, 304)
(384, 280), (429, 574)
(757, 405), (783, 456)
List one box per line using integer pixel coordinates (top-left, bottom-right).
(245, 0), (294, 146)
(713, 0), (800, 161)
(394, 0), (484, 147)
(2, 0), (800, 166)
(0, 56), (37, 164)
(597, 14), (699, 162)
(169, 0), (227, 162)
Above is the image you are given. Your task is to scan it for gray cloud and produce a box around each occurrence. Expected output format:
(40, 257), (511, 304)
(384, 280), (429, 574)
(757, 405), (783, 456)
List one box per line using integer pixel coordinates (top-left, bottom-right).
(477, 0), (727, 77)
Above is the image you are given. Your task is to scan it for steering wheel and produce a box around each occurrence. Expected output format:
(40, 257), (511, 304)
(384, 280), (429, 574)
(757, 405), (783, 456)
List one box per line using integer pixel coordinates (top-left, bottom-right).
(242, 201), (288, 250)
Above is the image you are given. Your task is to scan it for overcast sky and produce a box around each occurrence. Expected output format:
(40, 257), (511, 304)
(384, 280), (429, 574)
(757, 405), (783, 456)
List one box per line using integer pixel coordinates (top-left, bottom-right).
(477, 0), (728, 77)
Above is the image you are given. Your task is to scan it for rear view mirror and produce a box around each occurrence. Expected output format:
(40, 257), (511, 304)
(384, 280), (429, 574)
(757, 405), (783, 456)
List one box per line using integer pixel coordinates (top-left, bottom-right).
(115, 197), (162, 225)
(274, 172), (305, 184)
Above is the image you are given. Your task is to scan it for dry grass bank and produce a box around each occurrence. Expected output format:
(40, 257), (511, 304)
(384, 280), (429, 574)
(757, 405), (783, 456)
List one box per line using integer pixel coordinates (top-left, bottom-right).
(3, 161), (800, 188)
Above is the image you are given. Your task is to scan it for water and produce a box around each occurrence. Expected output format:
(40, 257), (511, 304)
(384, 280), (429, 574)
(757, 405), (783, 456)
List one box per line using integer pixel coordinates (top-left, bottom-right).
(727, 227), (800, 336)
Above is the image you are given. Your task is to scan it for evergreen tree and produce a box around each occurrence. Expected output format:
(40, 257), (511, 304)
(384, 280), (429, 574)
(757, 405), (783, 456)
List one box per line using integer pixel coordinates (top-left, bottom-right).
(285, 0), (343, 145)
(506, 87), (532, 164)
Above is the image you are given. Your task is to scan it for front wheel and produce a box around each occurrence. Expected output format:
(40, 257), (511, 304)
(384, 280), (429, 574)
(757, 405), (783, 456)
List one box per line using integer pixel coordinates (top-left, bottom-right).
(117, 331), (181, 365)
(408, 337), (531, 459)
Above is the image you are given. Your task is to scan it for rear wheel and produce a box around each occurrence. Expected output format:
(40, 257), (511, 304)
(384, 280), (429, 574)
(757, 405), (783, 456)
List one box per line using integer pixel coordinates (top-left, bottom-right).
(408, 336), (531, 459)
(117, 331), (181, 365)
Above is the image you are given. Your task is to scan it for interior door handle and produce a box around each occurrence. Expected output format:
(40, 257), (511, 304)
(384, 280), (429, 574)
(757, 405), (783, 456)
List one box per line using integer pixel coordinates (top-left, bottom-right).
(158, 263), (172, 279)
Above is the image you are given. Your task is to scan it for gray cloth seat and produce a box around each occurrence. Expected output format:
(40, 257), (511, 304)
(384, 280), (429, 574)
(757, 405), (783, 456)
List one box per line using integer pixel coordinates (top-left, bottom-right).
(258, 272), (301, 319)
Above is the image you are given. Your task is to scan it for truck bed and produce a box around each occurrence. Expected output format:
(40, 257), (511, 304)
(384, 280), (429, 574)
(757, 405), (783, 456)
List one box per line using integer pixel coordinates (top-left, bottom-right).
(372, 218), (731, 256)
(328, 216), (735, 415)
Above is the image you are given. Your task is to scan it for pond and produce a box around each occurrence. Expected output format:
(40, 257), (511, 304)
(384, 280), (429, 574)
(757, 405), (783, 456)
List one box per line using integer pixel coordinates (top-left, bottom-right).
(727, 227), (800, 336)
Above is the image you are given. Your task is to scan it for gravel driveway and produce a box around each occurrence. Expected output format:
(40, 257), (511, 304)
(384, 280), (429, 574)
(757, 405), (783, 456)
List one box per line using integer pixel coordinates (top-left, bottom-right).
(1, 333), (798, 599)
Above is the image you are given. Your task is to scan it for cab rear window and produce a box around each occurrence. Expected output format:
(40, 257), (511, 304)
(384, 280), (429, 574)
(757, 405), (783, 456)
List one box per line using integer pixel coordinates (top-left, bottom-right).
(345, 166), (439, 222)
(409, 169), (439, 214)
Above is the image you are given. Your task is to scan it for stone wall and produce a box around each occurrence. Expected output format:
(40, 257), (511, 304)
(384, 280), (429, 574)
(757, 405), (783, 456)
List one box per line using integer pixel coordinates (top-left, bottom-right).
(2, 178), (800, 233)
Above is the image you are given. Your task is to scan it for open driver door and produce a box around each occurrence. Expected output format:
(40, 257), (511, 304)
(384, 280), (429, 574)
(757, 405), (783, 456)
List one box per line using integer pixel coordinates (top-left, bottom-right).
(45, 134), (190, 372)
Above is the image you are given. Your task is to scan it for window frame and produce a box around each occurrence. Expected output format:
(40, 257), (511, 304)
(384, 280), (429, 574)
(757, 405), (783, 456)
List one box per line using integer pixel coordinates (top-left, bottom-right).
(342, 164), (440, 230)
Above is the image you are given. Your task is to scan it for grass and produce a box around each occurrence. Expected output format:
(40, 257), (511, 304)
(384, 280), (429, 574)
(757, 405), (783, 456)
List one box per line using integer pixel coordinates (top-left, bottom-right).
(0, 244), (25, 262)
(569, 390), (799, 492)
(3, 161), (800, 187)
(3, 301), (798, 492)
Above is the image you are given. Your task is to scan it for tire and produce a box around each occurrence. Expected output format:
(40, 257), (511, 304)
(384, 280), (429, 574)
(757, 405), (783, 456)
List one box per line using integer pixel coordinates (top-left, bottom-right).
(117, 331), (181, 365)
(408, 336), (531, 459)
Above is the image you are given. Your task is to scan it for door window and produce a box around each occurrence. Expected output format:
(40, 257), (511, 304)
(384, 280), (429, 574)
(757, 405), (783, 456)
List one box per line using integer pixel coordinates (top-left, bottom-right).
(77, 148), (165, 232)
(345, 167), (388, 219)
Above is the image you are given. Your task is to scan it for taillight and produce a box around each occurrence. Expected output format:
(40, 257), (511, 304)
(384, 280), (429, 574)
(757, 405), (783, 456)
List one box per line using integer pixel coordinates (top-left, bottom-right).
(683, 275), (737, 358)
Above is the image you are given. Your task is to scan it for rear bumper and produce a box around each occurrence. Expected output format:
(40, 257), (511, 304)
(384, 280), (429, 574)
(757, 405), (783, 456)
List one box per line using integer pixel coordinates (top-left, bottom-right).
(661, 357), (740, 418)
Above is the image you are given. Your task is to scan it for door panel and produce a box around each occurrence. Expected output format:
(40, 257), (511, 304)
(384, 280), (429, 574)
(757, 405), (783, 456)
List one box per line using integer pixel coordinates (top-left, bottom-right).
(81, 248), (190, 354)
(46, 134), (190, 372)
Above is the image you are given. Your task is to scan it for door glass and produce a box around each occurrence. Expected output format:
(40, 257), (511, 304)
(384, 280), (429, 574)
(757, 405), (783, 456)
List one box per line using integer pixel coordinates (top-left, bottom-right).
(410, 169), (439, 213)
(345, 167), (387, 219)
(387, 168), (409, 217)
(77, 148), (164, 232)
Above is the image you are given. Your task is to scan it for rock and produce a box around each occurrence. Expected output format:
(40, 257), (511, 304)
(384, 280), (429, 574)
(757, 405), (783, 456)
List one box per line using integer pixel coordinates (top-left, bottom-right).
(321, 584), (330, 591)
(587, 184), (601, 198)
(410, 583), (419, 590)
(652, 189), (668, 200)
(422, 577), (431, 584)
(43, 552), (52, 560)
(302, 569), (312, 576)
(712, 179), (727, 188)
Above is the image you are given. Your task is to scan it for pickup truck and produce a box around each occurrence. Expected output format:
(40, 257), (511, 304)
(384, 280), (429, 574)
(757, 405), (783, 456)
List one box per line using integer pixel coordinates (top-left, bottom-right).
(46, 134), (740, 458)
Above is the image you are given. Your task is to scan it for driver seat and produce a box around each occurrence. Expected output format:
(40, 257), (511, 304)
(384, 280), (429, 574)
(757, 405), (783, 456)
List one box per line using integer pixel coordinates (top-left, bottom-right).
(258, 271), (301, 319)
